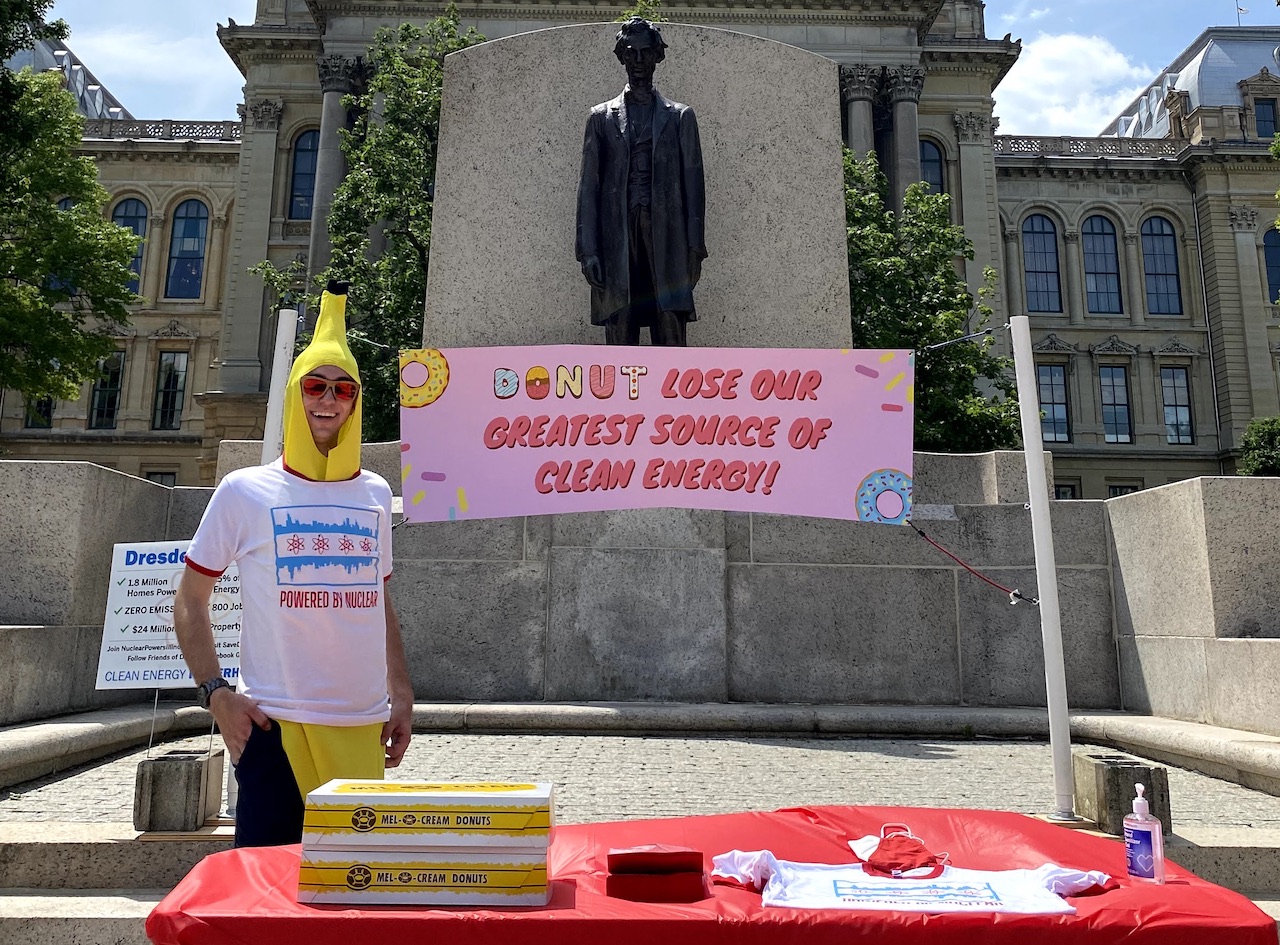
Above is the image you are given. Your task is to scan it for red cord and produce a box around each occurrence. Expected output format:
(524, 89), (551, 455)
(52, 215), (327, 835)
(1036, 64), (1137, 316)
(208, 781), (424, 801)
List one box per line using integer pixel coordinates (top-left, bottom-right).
(909, 523), (1037, 605)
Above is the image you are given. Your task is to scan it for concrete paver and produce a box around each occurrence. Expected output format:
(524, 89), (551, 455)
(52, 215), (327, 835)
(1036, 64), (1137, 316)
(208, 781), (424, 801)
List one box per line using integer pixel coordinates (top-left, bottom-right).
(3, 733), (1280, 830)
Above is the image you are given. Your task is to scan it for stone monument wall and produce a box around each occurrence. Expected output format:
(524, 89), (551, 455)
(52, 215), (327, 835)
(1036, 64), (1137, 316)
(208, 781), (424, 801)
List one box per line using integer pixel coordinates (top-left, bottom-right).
(1109, 477), (1280, 736)
(6, 455), (1278, 736)
(423, 23), (852, 349)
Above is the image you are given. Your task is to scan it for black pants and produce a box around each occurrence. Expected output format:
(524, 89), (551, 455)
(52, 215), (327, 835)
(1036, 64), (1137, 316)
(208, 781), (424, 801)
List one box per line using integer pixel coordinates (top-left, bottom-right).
(605, 205), (688, 346)
(232, 722), (303, 847)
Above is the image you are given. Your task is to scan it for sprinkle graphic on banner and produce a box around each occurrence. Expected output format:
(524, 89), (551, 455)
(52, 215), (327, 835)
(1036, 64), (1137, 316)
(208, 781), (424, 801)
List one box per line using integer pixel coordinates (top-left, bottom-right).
(420, 471), (446, 482)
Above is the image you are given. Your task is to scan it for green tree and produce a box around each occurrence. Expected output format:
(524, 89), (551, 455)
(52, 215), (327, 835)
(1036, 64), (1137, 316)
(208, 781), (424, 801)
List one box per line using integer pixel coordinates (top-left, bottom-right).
(844, 150), (1020, 452)
(1238, 416), (1280, 476)
(315, 9), (483, 441)
(0, 69), (140, 401)
(616, 0), (667, 22)
(1, 1), (67, 135)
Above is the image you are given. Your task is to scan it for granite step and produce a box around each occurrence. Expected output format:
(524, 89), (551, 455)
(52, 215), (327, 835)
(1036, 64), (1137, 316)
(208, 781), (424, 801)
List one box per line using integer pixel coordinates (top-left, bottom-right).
(0, 889), (162, 945)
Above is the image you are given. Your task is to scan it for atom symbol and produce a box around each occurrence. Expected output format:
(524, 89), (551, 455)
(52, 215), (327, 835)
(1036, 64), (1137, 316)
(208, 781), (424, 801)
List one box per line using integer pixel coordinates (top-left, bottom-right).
(361, 538), (373, 553)
(313, 536), (329, 553)
(287, 535), (304, 554)
(340, 537), (354, 553)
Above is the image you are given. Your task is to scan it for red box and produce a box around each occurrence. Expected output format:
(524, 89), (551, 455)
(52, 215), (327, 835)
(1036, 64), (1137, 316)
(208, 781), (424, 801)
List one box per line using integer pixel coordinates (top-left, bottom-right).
(606, 844), (705, 874)
(605, 871), (708, 903)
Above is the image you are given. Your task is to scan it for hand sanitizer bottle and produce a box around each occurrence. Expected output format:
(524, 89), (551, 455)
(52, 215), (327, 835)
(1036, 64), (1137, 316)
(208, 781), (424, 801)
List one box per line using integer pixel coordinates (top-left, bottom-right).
(1123, 782), (1165, 885)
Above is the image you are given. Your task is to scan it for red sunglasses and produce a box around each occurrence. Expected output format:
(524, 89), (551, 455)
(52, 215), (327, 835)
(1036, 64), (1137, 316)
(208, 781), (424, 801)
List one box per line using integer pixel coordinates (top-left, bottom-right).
(300, 376), (360, 401)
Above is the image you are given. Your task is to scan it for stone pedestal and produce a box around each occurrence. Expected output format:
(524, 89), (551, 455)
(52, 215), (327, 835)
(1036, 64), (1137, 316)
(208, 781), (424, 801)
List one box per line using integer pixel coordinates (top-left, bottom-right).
(1072, 748), (1171, 836)
(424, 23), (851, 349)
(134, 749), (225, 832)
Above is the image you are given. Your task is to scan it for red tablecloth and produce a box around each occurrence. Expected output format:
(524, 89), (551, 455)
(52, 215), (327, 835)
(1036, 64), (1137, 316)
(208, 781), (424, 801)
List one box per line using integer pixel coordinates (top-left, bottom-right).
(146, 806), (1278, 945)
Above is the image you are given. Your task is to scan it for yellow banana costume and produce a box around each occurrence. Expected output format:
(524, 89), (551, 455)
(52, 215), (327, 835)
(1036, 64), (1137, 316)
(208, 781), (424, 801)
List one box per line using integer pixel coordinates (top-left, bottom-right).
(277, 280), (384, 796)
(283, 280), (363, 481)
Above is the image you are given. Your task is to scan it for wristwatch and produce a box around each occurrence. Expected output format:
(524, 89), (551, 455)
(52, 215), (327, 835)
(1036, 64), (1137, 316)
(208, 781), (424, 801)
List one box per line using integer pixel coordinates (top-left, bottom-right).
(195, 676), (231, 709)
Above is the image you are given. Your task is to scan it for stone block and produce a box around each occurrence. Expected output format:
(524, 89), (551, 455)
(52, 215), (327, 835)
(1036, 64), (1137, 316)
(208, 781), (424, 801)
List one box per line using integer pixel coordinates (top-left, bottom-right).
(391, 561), (548, 701)
(1108, 478), (1214, 639)
(956, 502), (1107, 569)
(1198, 477), (1280, 639)
(133, 749), (224, 832)
(727, 565), (960, 703)
(749, 513), (961, 567)
(546, 548), (727, 701)
(912, 450), (1052, 506)
(1206, 639), (1280, 736)
(1116, 634), (1209, 720)
(957, 568), (1119, 709)
(394, 516), (529, 561)
(166, 487), (214, 540)
(0, 463), (90, 626)
(1071, 747), (1171, 836)
(550, 508), (726, 550)
(725, 512), (751, 563)
(424, 24), (850, 349)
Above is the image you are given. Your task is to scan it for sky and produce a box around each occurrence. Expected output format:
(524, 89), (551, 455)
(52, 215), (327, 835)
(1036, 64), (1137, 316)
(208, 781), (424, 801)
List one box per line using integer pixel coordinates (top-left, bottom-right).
(46, 0), (1280, 134)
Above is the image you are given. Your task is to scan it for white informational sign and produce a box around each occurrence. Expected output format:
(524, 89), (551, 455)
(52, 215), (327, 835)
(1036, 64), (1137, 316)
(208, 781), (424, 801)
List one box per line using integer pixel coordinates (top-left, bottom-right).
(95, 541), (241, 690)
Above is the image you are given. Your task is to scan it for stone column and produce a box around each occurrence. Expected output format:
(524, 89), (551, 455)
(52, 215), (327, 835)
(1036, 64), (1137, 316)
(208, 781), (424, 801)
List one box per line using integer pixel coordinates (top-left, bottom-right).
(1123, 231), (1146, 326)
(1003, 229), (1023, 314)
(839, 65), (879, 159)
(141, 211), (166, 303)
(308, 54), (369, 282)
(1229, 205), (1280, 418)
(1182, 234), (1204, 328)
(885, 65), (925, 214)
(205, 214), (229, 310)
(214, 97), (283, 392)
(1063, 231), (1085, 325)
(952, 111), (1002, 317)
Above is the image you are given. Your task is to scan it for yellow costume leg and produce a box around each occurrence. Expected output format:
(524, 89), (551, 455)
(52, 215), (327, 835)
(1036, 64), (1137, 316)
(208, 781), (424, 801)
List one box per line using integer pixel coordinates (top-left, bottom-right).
(276, 720), (385, 798)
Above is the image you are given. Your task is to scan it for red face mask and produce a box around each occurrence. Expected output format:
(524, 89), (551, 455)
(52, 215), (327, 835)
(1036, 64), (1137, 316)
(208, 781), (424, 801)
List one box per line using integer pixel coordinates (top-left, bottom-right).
(850, 824), (949, 879)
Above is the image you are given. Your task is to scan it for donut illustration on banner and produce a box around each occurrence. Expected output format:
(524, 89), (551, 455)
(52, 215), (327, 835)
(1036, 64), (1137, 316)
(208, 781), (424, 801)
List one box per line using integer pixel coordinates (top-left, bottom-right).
(856, 469), (912, 525)
(399, 349), (449, 408)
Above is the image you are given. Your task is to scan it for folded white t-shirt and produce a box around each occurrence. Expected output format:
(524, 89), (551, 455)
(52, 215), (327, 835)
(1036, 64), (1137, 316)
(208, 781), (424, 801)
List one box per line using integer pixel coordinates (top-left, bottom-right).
(712, 849), (1111, 915)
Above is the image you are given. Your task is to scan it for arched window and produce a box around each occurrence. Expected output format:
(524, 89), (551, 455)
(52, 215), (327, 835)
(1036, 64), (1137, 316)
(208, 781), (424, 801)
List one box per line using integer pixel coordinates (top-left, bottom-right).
(111, 198), (148, 295)
(1082, 215), (1122, 314)
(1022, 214), (1062, 313)
(165, 199), (208, 299)
(1141, 216), (1182, 315)
(57, 197), (74, 210)
(1265, 230), (1280, 305)
(919, 140), (943, 193)
(289, 130), (320, 220)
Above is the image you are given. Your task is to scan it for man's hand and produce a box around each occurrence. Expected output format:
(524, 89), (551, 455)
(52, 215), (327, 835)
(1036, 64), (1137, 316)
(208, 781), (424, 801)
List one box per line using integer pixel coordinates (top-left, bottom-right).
(382, 691), (413, 768)
(208, 687), (271, 765)
(688, 251), (703, 288)
(581, 255), (605, 290)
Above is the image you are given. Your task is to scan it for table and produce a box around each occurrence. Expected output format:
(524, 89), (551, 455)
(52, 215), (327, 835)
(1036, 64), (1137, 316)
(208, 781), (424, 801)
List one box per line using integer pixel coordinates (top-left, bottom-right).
(146, 805), (1279, 945)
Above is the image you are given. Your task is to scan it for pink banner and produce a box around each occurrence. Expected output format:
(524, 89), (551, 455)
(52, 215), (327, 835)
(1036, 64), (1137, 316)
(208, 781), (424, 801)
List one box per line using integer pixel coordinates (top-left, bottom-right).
(398, 345), (914, 524)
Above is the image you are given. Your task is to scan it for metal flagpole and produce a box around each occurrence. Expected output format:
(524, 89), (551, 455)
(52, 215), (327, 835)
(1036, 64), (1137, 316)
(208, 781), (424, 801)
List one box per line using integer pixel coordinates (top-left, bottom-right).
(220, 305), (299, 820)
(1009, 315), (1078, 821)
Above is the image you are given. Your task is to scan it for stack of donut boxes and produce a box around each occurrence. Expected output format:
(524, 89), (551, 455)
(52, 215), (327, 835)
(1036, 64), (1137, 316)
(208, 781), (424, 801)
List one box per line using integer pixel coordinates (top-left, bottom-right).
(297, 779), (556, 905)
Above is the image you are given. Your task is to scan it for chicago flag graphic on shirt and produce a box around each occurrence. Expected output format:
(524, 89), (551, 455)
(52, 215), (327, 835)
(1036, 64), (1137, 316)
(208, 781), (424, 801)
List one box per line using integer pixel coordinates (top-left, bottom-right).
(272, 505), (381, 586)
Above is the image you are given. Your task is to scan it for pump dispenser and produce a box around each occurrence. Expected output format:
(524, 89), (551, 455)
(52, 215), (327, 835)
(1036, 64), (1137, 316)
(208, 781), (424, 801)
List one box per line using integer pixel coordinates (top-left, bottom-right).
(1123, 782), (1165, 884)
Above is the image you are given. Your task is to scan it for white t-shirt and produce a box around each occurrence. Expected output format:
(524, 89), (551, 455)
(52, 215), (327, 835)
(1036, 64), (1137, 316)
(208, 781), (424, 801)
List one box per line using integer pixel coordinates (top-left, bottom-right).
(712, 850), (1111, 915)
(186, 459), (394, 726)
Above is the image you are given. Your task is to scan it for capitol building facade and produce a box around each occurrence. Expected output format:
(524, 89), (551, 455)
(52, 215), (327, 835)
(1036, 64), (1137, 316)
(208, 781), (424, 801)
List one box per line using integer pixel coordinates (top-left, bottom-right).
(2, 0), (1278, 499)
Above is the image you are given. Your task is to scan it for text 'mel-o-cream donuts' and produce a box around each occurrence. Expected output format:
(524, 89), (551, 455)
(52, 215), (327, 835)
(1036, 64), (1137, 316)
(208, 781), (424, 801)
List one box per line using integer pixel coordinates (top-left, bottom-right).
(399, 349), (450, 408)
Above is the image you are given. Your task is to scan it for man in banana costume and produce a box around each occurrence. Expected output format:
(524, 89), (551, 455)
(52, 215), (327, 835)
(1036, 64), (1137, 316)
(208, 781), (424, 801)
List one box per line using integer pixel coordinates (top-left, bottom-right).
(175, 281), (413, 847)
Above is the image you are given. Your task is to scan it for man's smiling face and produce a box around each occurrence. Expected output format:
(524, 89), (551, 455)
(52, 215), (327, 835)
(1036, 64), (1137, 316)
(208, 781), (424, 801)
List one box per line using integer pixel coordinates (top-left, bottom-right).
(301, 364), (358, 455)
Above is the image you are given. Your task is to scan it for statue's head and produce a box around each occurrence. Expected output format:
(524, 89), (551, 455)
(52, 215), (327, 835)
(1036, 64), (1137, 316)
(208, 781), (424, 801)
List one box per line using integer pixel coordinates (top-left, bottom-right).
(614, 17), (667, 89)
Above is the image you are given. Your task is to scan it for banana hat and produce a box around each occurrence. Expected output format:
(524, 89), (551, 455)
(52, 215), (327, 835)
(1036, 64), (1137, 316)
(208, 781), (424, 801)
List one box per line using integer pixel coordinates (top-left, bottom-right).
(283, 280), (362, 481)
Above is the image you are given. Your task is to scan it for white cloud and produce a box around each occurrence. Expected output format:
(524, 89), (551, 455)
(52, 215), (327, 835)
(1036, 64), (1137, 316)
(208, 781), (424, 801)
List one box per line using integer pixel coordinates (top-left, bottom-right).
(65, 26), (245, 119)
(993, 32), (1151, 136)
(1028, 8), (1051, 20)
